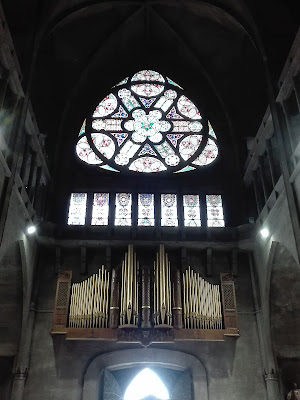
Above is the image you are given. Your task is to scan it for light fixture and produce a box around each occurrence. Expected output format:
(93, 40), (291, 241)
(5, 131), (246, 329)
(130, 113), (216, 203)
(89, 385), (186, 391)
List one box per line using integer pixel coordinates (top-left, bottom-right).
(260, 228), (269, 238)
(27, 225), (36, 235)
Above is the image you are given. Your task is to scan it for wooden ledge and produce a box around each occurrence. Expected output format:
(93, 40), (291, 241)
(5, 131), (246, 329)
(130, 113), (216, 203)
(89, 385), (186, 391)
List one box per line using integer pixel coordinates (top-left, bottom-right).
(51, 327), (239, 343)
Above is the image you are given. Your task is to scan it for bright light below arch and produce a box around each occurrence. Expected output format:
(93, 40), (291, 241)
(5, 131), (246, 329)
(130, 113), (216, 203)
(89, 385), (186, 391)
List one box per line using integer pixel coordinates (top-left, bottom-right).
(124, 368), (169, 400)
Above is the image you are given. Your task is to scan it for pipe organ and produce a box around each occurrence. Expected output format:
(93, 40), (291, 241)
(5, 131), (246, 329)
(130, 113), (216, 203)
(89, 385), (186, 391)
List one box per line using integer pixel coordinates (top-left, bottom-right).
(183, 266), (222, 329)
(120, 244), (139, 326)
(53, 245), (238, 342)
(68, 265), (110, 328)
(154, 245), (172, 327)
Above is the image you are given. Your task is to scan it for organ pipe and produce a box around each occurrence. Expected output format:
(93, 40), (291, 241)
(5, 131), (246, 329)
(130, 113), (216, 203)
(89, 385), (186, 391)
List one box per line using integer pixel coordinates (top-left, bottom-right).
(68, 265), (110, 328)
(120, 244), (139, 326)
(153, 244), (172, 327)
(183, 266), (222, 329)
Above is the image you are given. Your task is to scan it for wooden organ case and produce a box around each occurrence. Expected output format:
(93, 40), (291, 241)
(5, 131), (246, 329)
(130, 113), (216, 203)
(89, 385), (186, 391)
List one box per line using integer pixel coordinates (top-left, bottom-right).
(52, 245), (239, 345)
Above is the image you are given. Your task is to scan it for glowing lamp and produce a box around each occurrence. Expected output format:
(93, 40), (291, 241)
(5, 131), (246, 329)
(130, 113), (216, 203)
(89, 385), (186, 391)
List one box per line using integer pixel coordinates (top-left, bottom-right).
(260, 228), (269, 238)
(27, 225), (36, 235)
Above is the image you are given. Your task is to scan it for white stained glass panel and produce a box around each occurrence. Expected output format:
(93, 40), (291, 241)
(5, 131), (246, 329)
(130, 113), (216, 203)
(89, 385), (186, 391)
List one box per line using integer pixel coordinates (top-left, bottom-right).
(93, 93), (117, 117)
(76, 136), (102, 165)
(115, 193), (132, 226)
(138, 194), (155, 226)
(161, 194), (178, 227)
(91, 193), (109, 225)
(67, 193), (87, 225)
(183, 195), (201, 227)
(132, 70), (165, 82)
(206, 195), (225, 227)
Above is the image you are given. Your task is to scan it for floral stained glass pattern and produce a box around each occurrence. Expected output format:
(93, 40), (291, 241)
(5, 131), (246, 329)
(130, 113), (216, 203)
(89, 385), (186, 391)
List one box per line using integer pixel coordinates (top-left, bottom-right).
(93, 94), (117, 117)
(206, 195), (225, 227)
(115, 193), (132, 226)
(161, 194), (178, 227)
(91, 193), (109, 225)
(76, 70), (219, 173)
(132, 70), (165, 82)
(138, 194), (155, 226)
(76, 136), (102, 165)
(67, 193), (87, 225)
(192, 138), (218, 166)
(183, 195), (201, 226)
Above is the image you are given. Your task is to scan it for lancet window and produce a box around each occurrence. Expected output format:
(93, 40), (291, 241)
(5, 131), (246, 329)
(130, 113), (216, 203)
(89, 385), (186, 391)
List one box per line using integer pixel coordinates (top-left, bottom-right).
(138, 194), (155, 226)
(76, 70), (219, 174)
(67, 193), (87, 225)
(115, 193), (132, 226)
(183, 194), (201, 226)
(67, 192), (225, 227)
(206, 195), (225, 227)
(91, 193), (109, 225)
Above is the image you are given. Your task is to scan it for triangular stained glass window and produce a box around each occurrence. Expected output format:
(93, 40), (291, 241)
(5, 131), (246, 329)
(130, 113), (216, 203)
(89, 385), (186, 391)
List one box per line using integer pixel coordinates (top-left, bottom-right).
(112, 105), (128, 118)
(76, 70), (219, 173)
(139, 97), (157, 108)
(166, 106), (183, 120)
(139, 143), (157, 156)
(166, 134), (184, 147)
(111, 133), (128, 146)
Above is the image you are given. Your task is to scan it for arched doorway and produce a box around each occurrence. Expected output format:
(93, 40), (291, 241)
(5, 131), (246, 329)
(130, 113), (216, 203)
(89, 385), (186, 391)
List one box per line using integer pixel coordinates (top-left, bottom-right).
(124, 368), (169, 400)
(83, 348), (207, 400)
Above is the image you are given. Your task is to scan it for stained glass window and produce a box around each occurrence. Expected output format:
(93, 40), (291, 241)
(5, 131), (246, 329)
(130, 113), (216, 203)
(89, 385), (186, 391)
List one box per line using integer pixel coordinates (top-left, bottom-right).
(67, 193), (87, 225)
(91, 193), (109, 225)
(115, 193), (132, 226)
(183, 195), (201, 226)
(161, 194), (178, 227)
(76, 70), (219, 173)
(138, 194), (155, 226)
(206, 195), (225, 227)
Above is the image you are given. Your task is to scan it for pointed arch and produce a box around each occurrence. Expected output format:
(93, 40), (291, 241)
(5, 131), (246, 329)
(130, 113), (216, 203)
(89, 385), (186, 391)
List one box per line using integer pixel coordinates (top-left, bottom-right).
(83, 349), (208, 400)
(124, 368), (169, 400)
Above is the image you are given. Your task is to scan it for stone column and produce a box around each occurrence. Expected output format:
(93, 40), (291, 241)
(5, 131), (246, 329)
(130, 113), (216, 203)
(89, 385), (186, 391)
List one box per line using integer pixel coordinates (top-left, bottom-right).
(265, 372), (281, 400)
(141, 266), (151, 328)
(172, 269), (183, 329)
(109, 268), (120, 328)
(11, 302), (35, 400)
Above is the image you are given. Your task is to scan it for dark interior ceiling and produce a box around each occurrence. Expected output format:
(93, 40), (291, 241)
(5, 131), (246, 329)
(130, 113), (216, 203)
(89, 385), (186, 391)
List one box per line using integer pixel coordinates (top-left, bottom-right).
(3, 0), (298, 153)
(1, 0), (299, 225)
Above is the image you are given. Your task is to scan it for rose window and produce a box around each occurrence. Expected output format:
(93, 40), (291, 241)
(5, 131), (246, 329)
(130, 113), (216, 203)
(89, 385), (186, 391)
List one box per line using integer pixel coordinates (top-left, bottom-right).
(76, 70), (219, 173)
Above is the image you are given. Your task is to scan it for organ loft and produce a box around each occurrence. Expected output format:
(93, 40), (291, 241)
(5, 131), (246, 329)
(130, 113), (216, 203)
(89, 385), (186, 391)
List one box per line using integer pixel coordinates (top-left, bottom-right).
(0, 2), (299, 400)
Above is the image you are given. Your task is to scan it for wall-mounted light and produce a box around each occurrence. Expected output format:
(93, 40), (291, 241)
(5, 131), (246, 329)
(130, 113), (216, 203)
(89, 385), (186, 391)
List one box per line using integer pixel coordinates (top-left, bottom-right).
(27, 225), (36, 235)
(260, 228), (269, 238)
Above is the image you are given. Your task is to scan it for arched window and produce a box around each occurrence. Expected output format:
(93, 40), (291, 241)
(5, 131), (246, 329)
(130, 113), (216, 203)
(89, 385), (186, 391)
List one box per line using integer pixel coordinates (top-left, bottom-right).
(76, 70), (218, 173)
(123, 368), (169, 400)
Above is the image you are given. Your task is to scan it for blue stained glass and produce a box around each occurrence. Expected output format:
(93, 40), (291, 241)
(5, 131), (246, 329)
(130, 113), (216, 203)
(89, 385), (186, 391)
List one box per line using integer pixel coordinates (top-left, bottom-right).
(167, 77), (183, 89)
(111, 132), (128, 146)
(166, 107), (183, 120)
(208, 121), (217, 138)
(79, 120), (86, 136)
(114, 77), (128, 86)
(112, 106), (128, 118)
(99, 165), (120, 172)
(139, 97), (157, 108)
(174, 165), (196, 173)
(138, 144), (157, 156)
(166, 134), (184, 147)
(76, 70), (219, 174)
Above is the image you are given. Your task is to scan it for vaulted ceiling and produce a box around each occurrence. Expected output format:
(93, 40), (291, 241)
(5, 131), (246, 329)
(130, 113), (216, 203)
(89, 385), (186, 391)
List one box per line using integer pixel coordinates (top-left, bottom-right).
(2, 0), (298, 177)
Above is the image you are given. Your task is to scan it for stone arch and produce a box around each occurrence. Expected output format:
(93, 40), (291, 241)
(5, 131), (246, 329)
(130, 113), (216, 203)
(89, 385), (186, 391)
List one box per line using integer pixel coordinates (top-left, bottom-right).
(266, 242), (300, 359)
(0, 241), (23, 357)
(83, 348), (208, 400)
(263, 241), (300, 395)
